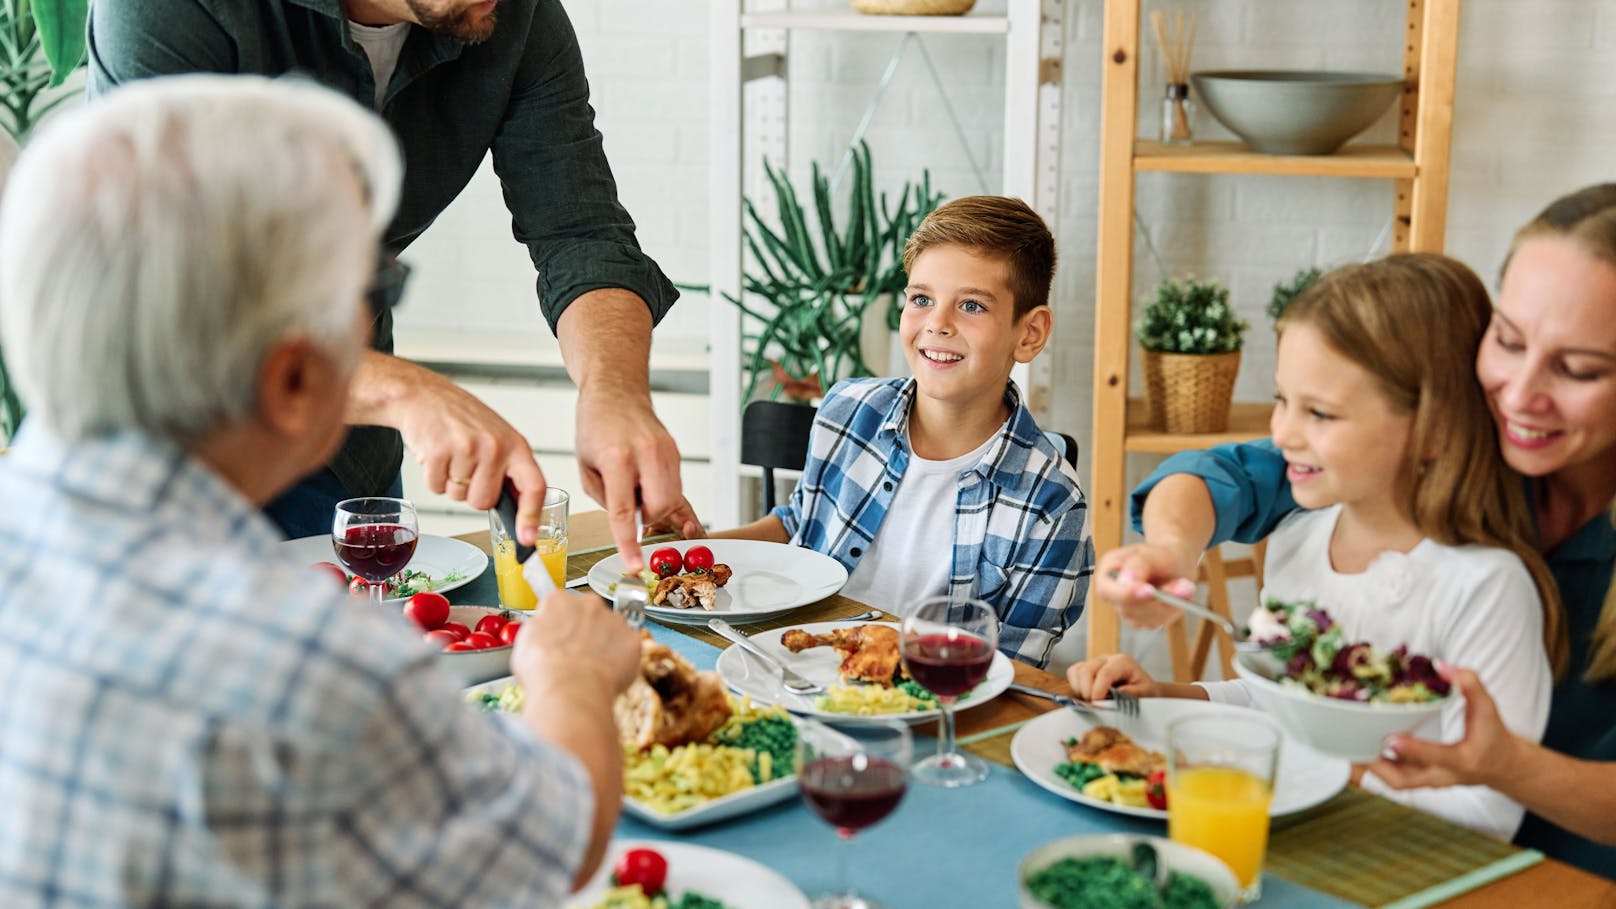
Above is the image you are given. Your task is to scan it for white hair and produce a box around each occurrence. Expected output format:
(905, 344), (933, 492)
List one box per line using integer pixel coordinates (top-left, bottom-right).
(0, 74), (402, 444)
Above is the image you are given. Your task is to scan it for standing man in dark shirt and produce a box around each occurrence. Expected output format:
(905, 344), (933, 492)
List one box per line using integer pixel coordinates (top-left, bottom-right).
(90, 0), (688, 569)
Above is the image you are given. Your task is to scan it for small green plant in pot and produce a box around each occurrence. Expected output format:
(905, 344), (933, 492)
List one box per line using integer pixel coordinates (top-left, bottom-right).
(1267, 266), (1322, 325)
(1135, 276), (1249, 434)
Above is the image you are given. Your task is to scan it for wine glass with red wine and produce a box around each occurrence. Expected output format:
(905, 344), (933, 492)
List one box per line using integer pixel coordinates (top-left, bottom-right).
(332, 497), (419, 605)
(899, 595), (998, 788)
(796, 718), (912, 909)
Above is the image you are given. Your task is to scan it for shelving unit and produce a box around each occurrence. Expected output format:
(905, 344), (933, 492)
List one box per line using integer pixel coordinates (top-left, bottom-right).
(707, 0), (1068, 527)
(1087, 0), (1460, 674)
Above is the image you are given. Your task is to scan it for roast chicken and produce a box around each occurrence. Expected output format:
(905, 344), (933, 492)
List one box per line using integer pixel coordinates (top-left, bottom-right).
(781, 623), (904, 686)
(614, 634), (732, 750)
(1063, 725), (1166, 778)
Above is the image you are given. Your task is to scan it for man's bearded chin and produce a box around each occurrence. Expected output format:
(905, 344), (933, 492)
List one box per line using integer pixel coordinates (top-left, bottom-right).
(406, 0), (497, 44)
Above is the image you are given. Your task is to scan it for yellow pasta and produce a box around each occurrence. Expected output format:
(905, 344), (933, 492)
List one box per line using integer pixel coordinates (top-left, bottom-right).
(815, 684), (931, 716)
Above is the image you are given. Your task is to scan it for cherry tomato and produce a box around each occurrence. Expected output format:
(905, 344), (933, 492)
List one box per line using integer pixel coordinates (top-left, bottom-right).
(613, 847), (668, 895)
(682, 545), (715, 574)
(1145, 770), (1168, 810)
(311, 562), (349, 587)
(423, 629), (461, 650)
(444, 640), (479, 652)
(404, 592), (451, 631)
(649, 547), (683, 579)
(498, 621), (522, 647)
(474, 614), (509, 638)
(347, 576), (370, 597)
(465, 632), (502, 650)
(439, 622), (471, 642)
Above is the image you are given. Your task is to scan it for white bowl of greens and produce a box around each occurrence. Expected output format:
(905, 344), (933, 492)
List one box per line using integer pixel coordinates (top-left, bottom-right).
(1019, 835), (1238, 909)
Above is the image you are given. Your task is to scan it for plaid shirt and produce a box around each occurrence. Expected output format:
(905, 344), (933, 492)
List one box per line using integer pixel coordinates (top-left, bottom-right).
(772, 378), (1094, 667)
(0, 427), (589, 907)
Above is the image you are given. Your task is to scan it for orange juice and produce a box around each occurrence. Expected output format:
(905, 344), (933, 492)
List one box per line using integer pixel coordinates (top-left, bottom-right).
(1168, 766), (1273, 888)
(535, 536), (567, 588)
(493, 539), (538, 610)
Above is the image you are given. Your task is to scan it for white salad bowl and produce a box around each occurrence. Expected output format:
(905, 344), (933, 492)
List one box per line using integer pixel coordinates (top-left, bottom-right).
(1233, 650), (1448, 762)
(1018, 834), (1239, 909)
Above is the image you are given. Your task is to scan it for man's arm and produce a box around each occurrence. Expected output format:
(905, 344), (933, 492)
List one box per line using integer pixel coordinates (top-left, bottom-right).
(88, 0), (236, 95)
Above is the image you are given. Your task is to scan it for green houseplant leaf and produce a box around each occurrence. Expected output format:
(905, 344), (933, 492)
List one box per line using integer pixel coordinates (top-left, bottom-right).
(1135, 276), (1249, 355)
(30, 0), (87, 86)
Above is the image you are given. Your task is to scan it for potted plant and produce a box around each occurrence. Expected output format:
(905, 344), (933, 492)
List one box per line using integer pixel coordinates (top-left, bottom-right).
(0, 0), (86, 445)
(1135, 276), (1249, 434)
(720, 141), (943, 406)
(1267, 266), (1322, 325)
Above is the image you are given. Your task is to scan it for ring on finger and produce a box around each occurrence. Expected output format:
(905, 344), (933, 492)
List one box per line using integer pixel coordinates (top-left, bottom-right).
(447, 476), (471, 487)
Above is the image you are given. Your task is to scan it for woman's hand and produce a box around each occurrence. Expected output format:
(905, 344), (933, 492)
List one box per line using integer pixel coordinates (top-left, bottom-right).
(1093, 543), (1201, 628)
(1366, 665), (1521, 791)
(1066, 653), (1163, 702)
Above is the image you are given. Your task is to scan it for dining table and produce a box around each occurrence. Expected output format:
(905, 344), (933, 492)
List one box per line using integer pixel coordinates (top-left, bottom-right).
(448, 511), (1616, 909)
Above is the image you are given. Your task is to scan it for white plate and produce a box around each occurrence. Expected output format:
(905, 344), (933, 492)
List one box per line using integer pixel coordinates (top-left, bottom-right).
(570, 840), (810, 909)
(282, 533), (487, 605)
(464, 676), (800, 830)
(1010, 698), (1350, 820)
(714, 621), (1014, 724)
(588, 540), (848, 626)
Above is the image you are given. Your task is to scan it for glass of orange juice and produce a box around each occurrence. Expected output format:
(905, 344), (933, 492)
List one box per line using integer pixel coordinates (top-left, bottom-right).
(489, 488), (568, 610)
(1166, 714), (1280, 903)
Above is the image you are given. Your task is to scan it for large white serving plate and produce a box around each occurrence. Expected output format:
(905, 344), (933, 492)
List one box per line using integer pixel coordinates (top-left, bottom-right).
(464, 677), (799, 830)
(283, 532), (487, 605)
(1010, 698), (1350, 821)
(714, 620), (1014, 724)
(588, 540), (848, 625)
(569, 840), (810, 909)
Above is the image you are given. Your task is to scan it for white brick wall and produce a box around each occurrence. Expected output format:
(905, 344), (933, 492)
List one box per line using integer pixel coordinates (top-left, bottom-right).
(394, 0), (1616, 510)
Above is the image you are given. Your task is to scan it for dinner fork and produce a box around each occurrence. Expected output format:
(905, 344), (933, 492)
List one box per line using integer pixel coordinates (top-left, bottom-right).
(1007, 683), (1140, 721)
(612, 576), (648, 630)
(708, 618), (823, 695)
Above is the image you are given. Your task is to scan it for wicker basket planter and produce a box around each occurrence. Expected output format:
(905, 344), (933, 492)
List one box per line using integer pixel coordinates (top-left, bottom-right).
(850, 0), (976, 15)
(1141, 348), (1241, 434)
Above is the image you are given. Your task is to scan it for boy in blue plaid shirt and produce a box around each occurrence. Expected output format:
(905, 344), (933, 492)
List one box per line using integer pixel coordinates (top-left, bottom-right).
(674, 196), (1093, 667)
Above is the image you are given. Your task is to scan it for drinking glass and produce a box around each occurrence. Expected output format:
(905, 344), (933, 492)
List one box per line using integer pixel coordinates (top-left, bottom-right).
(1167, 714), (1281, 902)
(899, 595), (997, 788)
(797, 719), (912, 909)
(489, 488), (569, 610)
(332, 497), (418, 605)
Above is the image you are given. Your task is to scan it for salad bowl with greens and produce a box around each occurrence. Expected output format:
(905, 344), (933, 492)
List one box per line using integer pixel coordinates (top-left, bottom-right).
(1018, 835), (1237, 909)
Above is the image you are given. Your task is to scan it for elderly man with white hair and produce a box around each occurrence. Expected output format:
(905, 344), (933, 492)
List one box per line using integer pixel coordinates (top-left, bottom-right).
(0, 75), (640, 906)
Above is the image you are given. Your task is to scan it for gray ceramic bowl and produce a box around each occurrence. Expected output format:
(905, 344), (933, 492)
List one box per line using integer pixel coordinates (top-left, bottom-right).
(1191, 70), (1404, 155)
(434, 605), (518, 686)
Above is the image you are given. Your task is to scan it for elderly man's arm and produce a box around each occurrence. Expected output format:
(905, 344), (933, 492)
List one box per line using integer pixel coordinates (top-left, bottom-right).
(491, 2), (685, 572)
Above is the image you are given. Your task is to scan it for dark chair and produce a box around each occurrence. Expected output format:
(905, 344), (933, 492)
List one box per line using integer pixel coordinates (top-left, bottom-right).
(1044, 430), (1079, 470)
(741, 400), (818, 514)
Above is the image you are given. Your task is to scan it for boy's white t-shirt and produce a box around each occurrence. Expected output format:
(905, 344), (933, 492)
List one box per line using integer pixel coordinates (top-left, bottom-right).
(1197, 504), (1551, 841)
(837, 425), (1002, 616)
(348, 21), (410, 110)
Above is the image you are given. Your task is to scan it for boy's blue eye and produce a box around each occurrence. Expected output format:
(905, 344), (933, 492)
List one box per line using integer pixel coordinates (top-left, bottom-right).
(960, 299), (986, 313)
(907, 294), (932, 308)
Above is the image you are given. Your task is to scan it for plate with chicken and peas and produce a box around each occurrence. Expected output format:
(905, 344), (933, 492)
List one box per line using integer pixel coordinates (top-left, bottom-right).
(713, 621), (1015, 723)
(587, 541), (849, 626)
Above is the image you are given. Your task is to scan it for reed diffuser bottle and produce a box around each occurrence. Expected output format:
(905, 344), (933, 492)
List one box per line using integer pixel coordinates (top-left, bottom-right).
(1152, 9), (1197, 145)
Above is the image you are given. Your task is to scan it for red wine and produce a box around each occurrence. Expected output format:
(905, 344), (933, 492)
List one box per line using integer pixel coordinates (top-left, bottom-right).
(801, 757), (906, 834)
(334, 524), (418, 582)
(902, 632), (993, 697)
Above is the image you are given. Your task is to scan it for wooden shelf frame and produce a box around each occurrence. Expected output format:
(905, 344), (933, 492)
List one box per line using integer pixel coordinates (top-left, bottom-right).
(1086, 0), (1461, 663)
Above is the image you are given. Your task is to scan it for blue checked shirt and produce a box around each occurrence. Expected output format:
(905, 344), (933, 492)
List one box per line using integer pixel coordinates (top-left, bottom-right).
(0, 427), (590, 907)
(772, 378), (1094, 667)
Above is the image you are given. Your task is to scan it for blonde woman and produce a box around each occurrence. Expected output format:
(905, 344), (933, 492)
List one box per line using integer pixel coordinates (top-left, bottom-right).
(1094, 184), (1616, 877)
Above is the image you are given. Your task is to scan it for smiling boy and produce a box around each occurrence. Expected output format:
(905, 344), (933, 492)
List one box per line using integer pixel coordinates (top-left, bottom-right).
(683, 196), (1093, 667)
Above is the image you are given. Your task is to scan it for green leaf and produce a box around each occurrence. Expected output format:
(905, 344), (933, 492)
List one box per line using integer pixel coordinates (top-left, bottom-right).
(32, 0), (88, 87)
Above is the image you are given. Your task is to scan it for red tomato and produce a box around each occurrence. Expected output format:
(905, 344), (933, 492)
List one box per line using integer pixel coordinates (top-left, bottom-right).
(438, 622), (471, 642)
(444, 640), (479, 652)
(681, 545), (714, 573)
(613, 847), (668, 895)
(347, 576), (370, 597)
(423, 629), (461, 650)
(465, 632), (502, 650)
(498, 621), (522, 647)
(404, 592), (451, 631)
(1145, 770), (1168, 810)
(649, 547), (683, 579)
(311, 562), (349, 587)
(474, 614), (509, 638)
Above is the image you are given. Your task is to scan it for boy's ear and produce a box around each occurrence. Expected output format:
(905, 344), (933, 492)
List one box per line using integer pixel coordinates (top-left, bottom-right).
(1013, 305), (1053, 363)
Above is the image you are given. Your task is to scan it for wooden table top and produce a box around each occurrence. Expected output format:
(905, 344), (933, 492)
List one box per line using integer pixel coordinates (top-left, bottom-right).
(459, 511), (1616, 907)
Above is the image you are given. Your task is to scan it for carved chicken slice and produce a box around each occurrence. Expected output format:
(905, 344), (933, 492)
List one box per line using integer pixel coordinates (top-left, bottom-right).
(781, 623), (904, 686)
(1063, 725), (1166, 778)
(614, 634), (732, 750)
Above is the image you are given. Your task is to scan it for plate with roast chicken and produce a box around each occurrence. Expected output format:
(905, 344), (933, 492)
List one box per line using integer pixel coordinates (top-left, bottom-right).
(587, 540), (849, 626)
(713, 620), (1015, 723)
(1009, 699), (1350, 821)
